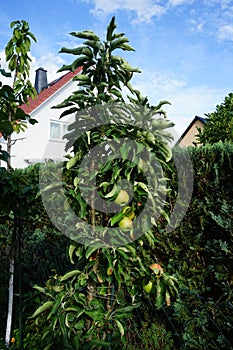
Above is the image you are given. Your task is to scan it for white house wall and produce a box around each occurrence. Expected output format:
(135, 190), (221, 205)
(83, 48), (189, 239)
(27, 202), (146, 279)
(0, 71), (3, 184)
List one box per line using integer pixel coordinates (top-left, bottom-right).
(10, 78), (78, 168)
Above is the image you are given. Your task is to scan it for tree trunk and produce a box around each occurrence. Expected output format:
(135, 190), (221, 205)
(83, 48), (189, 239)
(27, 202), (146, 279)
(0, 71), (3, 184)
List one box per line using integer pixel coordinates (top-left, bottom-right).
(6, 135), (11, 171)
(5, 131), (13, 347)
(5, 257), (14, 348)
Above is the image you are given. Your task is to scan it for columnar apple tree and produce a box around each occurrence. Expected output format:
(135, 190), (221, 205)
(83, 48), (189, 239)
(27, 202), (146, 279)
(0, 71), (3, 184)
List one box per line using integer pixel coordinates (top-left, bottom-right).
(34, 17), (179, 348)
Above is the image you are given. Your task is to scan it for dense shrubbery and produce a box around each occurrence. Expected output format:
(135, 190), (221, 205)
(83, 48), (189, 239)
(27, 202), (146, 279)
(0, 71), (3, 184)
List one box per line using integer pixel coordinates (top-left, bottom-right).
(0, 141), (232, 349)
(157, 141), (233, 349)
(123, 141), (233, 349)
(0, 164), (73, 345)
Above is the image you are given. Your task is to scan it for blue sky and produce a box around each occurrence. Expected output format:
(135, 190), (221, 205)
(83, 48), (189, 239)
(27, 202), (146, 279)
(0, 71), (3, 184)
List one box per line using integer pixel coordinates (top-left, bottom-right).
(1, 0), (233, 137)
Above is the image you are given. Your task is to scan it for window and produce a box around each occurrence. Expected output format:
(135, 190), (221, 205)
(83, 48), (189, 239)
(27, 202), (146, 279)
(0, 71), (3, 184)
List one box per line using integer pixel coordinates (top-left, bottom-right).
(0, 135), (6, 144)
(50, 121), (69, 141)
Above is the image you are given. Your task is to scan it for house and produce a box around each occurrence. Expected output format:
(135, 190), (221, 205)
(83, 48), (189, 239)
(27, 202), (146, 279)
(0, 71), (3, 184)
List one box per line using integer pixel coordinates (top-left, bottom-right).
(175, 115), (207, 147)
(0, 66), (82, 168)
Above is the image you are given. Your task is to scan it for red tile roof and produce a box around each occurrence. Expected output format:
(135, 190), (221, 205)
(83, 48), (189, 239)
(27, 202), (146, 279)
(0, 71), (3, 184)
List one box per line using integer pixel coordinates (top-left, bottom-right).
(21, 67), (82, 114)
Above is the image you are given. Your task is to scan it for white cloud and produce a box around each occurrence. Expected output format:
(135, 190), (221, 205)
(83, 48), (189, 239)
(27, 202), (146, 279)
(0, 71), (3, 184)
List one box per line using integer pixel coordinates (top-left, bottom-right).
(30, 53), (65, 83)
(221, 0), (233, 10)
(168, 0), (194, 6)
(166, 86), (227, 134)
(0, 50), (13, 85)
(132, 70), (230, 139)
(0, 51), (65, 87)
(217, 24), (233, 41)
(81, 0), (199, 24)
(83, 0), (166, 23)
(133, 71), (186, 96)
(204, 0), (233, 10)
(188, 18), (205, 33)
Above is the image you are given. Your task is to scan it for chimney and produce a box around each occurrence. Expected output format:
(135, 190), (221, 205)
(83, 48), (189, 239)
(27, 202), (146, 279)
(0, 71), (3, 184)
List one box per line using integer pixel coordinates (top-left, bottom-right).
(35, 67), (48, 93)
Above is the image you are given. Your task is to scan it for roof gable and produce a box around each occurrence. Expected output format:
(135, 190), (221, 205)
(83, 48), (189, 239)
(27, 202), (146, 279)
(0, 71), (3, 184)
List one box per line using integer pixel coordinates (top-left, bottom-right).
(21, 67), (82, 114)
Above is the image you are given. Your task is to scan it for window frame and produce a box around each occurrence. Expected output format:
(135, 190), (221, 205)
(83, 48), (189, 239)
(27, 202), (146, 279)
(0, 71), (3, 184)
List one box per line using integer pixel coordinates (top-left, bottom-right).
(49, 120), (69, 142)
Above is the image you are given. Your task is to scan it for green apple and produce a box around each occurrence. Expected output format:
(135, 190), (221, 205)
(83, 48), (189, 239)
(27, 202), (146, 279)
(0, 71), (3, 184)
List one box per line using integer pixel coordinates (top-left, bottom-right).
(142, 280), (153, 293)
(114, 190), (129, 206)
(118, 217), (133, 231)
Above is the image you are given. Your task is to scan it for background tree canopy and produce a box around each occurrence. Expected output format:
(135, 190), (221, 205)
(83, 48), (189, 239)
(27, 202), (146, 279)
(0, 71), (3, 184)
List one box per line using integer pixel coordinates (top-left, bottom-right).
(197, 92), (233, 145)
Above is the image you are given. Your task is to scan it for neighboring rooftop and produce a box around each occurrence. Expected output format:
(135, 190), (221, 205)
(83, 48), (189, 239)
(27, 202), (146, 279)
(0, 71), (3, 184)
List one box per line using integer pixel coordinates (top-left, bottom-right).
(176, 115), (207, 147)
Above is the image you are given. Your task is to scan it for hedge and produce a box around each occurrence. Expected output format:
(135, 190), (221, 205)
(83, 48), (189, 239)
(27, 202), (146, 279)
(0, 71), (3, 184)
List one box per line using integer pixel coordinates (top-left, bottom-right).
(0, 141), (232, 349)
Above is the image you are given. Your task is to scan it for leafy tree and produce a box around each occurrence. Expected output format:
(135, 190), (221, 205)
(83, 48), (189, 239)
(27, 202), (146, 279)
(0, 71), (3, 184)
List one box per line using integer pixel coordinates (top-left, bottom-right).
(32, 17), (179, 349)
(0, 19), (37, 168)
(197, 92), (233, 145)
(0, 20), (37, 348)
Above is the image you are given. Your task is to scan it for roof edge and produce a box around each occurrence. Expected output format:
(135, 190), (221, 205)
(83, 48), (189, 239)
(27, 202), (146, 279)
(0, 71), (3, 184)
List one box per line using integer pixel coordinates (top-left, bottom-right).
(21, 67), (82, 114)
(175, 115), (207, 146)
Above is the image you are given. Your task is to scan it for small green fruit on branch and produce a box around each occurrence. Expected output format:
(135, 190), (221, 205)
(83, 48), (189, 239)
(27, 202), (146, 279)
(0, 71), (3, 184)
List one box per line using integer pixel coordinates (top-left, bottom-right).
(142, 280), (153, 293)
(114, 189), (129, 206)
(118, 216), (133, 231)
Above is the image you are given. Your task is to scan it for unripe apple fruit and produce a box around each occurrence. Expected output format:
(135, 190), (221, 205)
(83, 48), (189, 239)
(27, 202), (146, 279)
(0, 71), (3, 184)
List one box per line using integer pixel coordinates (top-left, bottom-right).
(114, 190), (129, 206)
(142, 280), (153, 293)
(118, 217), (133, 231)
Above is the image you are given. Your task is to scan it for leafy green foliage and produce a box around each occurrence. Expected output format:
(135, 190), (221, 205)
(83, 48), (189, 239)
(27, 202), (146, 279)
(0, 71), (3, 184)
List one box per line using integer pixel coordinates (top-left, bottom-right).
(6, 20), (36, 79)
(0, 20), (37, 165)
(159, 142), (233, 348)
(134, 321), (174, 349)
(30, 241), (180, 349)
(57, 16), (140, 108)
(48, 16), (173, 247)
(197, 92), (233, 145)
(32, 16), (177, 349)
(1, 140), (232, 349)
(11, 17), (232, 350)
(0, 20), (39, 347)
(0, 163), (74, 343)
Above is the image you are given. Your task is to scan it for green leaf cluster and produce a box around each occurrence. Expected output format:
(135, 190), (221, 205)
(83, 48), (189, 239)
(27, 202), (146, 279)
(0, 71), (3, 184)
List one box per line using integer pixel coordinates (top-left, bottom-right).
(58, 16), (139, 104)
(53, 16), (143, 125)
(197, 92), (233, 145)
(0, 20), (37, 164)
(2, 144), (232, 349)
(6, 20), (36, 79)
